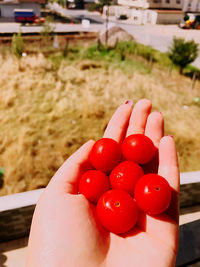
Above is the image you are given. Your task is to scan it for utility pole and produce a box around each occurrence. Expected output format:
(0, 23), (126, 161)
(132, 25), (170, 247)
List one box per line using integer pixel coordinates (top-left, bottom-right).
(105, 5), (109, 47)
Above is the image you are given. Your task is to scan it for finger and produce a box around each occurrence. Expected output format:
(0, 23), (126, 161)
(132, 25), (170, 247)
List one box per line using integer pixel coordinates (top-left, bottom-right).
(103, 103), (132, 143)
(47, 140), (95, 194)
(126, 99), (152, 137)
(142, 112), (164, 174)
(158, 136), (179, 196)
(145, 112), (164, 148)
(158, 136), (180, 222)
(135, 137), (179, 253)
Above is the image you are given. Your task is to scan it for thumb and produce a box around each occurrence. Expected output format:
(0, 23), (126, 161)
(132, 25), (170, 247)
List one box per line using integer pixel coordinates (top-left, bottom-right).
(47, 140), (95, 194)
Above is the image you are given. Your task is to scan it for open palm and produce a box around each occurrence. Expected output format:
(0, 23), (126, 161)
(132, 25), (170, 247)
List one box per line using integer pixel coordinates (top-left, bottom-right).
(27, 99), (180, 267)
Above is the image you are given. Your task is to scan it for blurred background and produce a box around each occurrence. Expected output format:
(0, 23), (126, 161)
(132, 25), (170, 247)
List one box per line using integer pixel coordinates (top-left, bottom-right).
(0, 0), (200, 266)
(0, 0), (200, 195)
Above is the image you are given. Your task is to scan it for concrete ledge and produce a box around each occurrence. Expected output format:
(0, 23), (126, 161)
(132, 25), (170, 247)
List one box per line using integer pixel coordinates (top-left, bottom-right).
(180, 182), (200, 208)
(0, 171), (199, 242)
(0, 189), (44, 212)
(180, 171), (200, 208)
(0, 189), (43, 242)
(0, 205), (35, 243)
(180, 171), (200, 185)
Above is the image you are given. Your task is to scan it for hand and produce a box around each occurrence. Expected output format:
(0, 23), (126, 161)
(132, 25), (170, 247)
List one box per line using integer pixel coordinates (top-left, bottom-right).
(26, 99), (180, 267)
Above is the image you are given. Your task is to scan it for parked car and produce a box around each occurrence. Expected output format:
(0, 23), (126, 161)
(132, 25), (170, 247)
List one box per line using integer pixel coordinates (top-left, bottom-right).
(179, 13), (200, 29)
(14, 9), (45, 25)
(116, 14), (128, 20)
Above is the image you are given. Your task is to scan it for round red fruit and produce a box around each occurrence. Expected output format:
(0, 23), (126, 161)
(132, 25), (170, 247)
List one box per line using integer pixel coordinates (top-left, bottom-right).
(96, 189), (138, 234)
(134, 174), (172, 215)
(109, 161), (144, 196)
(121, 134), (155, 165)
(89, 138), (121, 173)
(79, 170), (109, 203)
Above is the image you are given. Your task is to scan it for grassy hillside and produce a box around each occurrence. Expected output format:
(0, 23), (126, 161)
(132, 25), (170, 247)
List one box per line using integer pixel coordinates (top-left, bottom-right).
(0, 41), (199, 196)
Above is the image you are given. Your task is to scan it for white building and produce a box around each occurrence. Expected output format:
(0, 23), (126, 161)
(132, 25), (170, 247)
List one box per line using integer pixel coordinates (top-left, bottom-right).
(111, 0), (200, 24)
(103, 0), (158, 24)
(182, 0), (200, 12)
(147, 0), (183, 10)
(118, 0), (149, 8)
(148, 0), (200, 12)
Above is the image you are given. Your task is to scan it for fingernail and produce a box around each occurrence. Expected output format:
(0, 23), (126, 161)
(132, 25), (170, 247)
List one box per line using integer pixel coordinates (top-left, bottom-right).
(167, 135), (173, 138)
(125, 100), (133, 106)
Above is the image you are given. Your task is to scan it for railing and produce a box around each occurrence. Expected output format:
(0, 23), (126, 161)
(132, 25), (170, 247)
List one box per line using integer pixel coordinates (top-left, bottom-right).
(0, 171), (200, 242)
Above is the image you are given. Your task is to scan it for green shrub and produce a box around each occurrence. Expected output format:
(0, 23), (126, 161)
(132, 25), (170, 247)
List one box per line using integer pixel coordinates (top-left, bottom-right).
(40, 16), (55, 43)
(11, 31), (24, 58)
(184, 64), (200, 79)
(116, 41), (136, 54)
(168, 37), (199, 74)
(137, 44), (157, 62)
(87, 2), (103, 12)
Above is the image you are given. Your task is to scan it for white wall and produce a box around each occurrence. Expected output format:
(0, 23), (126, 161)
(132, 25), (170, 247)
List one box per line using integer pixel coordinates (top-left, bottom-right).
(148, 0), (183, 9)
(147, 0), (200, 10)
(156, 12), (184, 24)
(183, 0), (200, 11)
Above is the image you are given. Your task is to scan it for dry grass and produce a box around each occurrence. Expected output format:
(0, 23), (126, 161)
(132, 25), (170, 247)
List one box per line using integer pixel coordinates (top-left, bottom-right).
(0, 47), (199, 196)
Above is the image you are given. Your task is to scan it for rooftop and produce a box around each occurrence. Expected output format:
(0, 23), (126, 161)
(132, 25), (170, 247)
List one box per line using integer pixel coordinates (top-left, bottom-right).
(0, 0), (46, 4)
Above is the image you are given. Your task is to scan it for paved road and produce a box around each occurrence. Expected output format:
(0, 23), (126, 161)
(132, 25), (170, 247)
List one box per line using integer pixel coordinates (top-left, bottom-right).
(0, 22), (103, 33)
(46, 2), (104, 24)
(0, 13), (200, 68)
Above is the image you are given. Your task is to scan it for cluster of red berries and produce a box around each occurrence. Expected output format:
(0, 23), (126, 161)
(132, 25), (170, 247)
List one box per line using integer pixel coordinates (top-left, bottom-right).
(78, 134), (172, 234)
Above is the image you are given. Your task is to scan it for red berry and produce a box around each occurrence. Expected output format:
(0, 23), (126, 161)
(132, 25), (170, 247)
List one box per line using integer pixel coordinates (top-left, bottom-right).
(89, 138), (121, 173)
(134, 174), (172, 215)
(109, 161), (144, 196)
(79, 170), (109, 203)
(96, 189), (138, 234)
(122, 134), (155, 165)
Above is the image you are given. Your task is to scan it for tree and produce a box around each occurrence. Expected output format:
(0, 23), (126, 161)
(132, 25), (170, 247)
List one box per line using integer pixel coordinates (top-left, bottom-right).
(98, 0), (110, 5)
(40, 16), (55, 45)
(87, 0), (111, 12)
(168, 37), (199, 74)
(99, 0), (112, 48)
(11, 31), (24, 58)
(74, 0), (84, 9)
